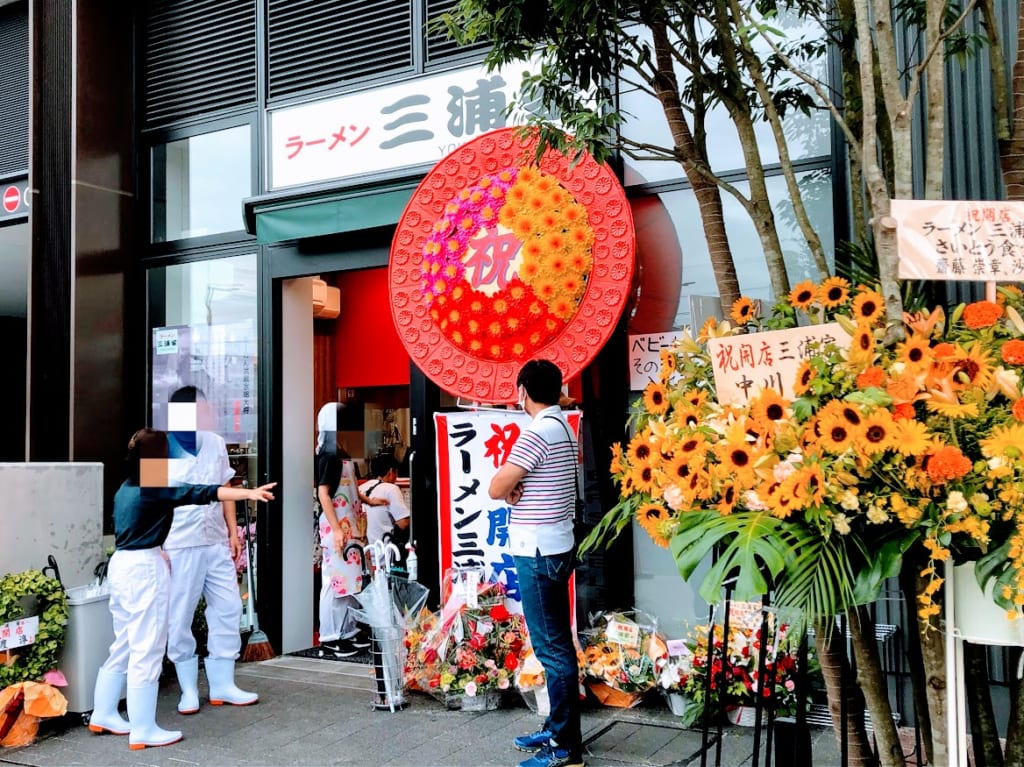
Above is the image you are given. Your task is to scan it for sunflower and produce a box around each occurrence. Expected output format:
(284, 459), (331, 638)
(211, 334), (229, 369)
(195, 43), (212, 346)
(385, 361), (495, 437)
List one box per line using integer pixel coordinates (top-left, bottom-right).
(730, 297), (757, 325)
(791, 463), (826, 508)
(896, 333), (932, 370)
(629, 462), (659, 495)
(626, 433), (655, 466)
(664, 453), (696, 486)
(643, 382), (670, 415)
(793, 360), (815, 395)
(716, 483), (740, 515)
(819, 276), (851, 308)
(847, 322), (877, 364)
(749, 389), (790, 427)
(787, 280), (818, 311)
(765, 475), (800, 518)
(817, 414), (857, 453)
(924, 377), (979, 419)
(713, 440), (757, 482)
(980, 423), (1024, 459)
(659, 347), (678, 379)
(851, 289), (885, 323)
(675, 432), (707, 462)
(860, 410), (896, 455)
(949, 342), (994, 391)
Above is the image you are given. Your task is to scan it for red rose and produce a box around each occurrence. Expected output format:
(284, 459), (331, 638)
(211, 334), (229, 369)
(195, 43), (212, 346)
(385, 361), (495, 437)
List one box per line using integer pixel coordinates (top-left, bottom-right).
(504, 653), (519, 671)
(424, 648), (438, 663)
(490, 604), (510, 622)
(429, 676), (440, 688)
(476, 674), (488, 685)
(469, 632), (487, 650)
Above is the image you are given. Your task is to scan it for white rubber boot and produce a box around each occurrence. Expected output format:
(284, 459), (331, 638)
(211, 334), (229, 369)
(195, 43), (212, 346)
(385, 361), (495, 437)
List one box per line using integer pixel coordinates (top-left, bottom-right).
(127, 683), (182, 750)
(87, 668), (130, 735)
(205, 658), (259, 706)
(174, 657), (200, 714)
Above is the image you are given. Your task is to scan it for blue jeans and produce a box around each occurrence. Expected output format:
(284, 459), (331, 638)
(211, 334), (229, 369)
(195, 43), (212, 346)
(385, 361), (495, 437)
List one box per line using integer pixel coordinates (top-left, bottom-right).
(514, 549), (580, 754)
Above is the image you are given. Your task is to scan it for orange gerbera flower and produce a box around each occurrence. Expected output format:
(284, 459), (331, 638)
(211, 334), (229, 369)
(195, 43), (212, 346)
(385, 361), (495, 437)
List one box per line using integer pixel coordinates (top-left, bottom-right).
(1014, 398), (1024, 422)
(962, 300), (1003, 329)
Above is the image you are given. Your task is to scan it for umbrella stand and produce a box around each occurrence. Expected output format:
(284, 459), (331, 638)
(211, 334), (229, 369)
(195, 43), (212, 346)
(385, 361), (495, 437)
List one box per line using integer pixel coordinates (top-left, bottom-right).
(353, 541), (407, 712)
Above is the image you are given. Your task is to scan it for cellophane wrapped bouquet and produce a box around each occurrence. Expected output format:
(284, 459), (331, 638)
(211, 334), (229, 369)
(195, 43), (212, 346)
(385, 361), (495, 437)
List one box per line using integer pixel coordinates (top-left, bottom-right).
(403, 568), (527, 705)
(578, 609), (666, 708)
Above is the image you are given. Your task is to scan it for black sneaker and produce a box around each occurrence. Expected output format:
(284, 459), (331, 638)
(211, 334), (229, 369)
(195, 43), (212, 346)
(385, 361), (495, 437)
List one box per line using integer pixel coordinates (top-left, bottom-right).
(319, 639), (358, 658)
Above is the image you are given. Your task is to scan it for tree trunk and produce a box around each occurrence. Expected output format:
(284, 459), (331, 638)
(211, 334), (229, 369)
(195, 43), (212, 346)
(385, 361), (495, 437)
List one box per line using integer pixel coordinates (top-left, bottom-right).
(650, 21), (741, 310)
(923, 0), (946, 198)
(914, 570), (950, 766)
(813, 616), (876, 767)
(901, 560), (935, 764)
(965, 641), (1004, 767)
(847, 606), (904, 767)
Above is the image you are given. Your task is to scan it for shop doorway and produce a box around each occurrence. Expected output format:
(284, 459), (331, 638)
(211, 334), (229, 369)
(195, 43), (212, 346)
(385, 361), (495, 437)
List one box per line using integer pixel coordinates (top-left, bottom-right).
(271, 255), (415, 654)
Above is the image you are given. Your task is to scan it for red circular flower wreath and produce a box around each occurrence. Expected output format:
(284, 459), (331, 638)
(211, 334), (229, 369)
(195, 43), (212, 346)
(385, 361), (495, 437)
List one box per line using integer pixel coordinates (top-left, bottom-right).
(389, 127), (635, 403)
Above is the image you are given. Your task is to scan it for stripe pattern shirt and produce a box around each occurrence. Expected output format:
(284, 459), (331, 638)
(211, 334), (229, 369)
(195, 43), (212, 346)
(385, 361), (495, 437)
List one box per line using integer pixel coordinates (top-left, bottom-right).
(507, 405), (577, 557)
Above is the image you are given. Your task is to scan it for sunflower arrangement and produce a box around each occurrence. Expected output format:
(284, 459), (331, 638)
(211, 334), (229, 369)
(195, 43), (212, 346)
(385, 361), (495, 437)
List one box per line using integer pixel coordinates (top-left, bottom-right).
(419, 165), (595, 361)
(592, 277), (1024, 625)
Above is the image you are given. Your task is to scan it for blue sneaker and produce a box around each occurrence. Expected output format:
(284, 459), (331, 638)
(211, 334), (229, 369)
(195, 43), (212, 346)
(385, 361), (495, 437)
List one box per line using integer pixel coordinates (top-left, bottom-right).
(517, 745), (584, 767)
(513, 729), (552, 752)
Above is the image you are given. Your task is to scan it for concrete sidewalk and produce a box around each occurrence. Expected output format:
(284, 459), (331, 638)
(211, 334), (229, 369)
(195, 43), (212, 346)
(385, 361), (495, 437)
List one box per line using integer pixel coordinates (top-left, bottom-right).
(0, 656), (842, 767)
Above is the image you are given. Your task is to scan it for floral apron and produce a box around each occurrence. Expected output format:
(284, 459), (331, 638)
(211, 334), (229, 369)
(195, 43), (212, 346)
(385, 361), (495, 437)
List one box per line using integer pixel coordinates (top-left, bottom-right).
(318, 459), (366, 597)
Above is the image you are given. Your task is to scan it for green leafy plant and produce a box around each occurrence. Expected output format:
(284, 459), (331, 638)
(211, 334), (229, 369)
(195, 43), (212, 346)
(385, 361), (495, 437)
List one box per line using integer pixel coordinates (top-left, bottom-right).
(0, 569), (68, 687)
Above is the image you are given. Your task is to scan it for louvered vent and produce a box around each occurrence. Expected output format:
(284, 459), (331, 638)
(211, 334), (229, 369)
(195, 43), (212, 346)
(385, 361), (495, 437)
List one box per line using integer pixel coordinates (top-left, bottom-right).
(425, 0), (488, 65)
(0, 5), (29, 176)
(143, 0), (256, 128)
(267, 0), (414, 102)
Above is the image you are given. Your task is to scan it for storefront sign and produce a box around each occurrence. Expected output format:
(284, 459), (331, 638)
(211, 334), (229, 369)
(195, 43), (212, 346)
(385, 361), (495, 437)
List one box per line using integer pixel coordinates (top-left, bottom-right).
(0, 176), (29, 223)
(707, 323), (849, 405)
(270, 63), (538, 189)
(434, 410), (581, 609)
(0, 616), (38, 651)
(629, 332), (684, 390)
(892, 199), (1024, 280)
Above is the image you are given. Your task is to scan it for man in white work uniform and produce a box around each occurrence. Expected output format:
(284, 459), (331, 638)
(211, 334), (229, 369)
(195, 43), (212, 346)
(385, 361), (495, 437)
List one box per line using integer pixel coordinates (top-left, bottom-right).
(164, 386), (258, 714)
(359, 454), (410, 546)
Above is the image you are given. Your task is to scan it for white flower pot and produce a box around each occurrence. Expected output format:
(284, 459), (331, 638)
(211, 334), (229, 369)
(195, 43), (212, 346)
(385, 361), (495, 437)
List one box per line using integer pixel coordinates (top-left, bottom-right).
(726, 705), (758, 727)
(953, 563), (1024, 646)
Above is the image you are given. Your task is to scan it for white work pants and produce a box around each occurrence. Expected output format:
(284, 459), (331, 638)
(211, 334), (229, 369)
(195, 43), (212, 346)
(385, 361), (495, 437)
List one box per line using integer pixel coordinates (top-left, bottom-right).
(99, 548), (169, 687)
(166, 542), (243, 662)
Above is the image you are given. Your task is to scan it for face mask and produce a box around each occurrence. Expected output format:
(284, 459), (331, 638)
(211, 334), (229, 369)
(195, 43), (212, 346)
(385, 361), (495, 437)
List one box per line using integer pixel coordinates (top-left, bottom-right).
(517, 385), (526, 409)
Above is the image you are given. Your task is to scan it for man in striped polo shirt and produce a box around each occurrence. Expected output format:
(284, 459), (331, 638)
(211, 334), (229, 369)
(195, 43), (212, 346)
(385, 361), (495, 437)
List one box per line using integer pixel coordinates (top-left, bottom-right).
(489, 359), (583, 767)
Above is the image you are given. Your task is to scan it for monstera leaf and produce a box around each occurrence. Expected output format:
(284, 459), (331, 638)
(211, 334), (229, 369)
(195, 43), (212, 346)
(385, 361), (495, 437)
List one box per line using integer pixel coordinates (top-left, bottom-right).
(670, 510), (862, 621)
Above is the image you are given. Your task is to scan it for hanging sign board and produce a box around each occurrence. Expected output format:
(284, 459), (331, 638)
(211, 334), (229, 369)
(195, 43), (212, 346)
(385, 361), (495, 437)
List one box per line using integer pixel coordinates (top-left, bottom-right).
(707, 323), (849, 405)
(891, 199), (1024, 281)
(628, 332), (684, 391)
(434, 410), (581, 610)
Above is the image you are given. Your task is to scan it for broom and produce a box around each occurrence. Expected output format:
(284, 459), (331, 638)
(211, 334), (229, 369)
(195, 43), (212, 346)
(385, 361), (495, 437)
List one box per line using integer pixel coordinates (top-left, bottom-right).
(240, 494), (276, 662)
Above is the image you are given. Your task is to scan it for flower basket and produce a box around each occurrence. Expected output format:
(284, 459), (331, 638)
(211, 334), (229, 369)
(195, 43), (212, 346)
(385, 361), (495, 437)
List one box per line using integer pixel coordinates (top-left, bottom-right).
(953, 563), (1024, 646)
(726, 705), (759, 727)
(587, 680), (644, 708)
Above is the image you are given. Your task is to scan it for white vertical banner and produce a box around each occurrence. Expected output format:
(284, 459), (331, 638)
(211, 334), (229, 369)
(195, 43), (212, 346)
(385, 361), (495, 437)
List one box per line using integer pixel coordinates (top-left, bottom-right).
(434, 410), (581, 610)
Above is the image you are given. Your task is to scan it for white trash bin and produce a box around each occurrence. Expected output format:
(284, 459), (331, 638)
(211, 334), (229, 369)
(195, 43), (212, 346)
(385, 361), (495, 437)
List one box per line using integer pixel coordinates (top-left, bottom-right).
(59, 584), (116, 715)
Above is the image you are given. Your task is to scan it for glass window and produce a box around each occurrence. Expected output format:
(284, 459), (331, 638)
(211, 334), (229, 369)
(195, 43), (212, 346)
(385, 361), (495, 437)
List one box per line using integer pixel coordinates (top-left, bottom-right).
(147, 254), (258, 462)
(151, 125), (252, 242)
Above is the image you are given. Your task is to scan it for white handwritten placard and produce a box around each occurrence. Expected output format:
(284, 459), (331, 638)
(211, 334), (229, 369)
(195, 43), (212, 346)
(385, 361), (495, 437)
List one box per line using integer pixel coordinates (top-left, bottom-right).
(628, 332), (685, 390)
(707, 323), (849, 405)
(0, 616), (38, 651)
(892, 199), (1024, 281)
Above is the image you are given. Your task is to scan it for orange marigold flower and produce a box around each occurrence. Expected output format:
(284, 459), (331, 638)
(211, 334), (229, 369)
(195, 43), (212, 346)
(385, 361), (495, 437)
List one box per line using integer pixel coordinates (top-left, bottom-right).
(925, 445), (973, 482)
(962, 300), (1003, 329)
(856, 366), (885, 389)
(1003, 339), (1024, 365)
(1013, 398), (1024, 422)
(893, 402), (916, 420)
